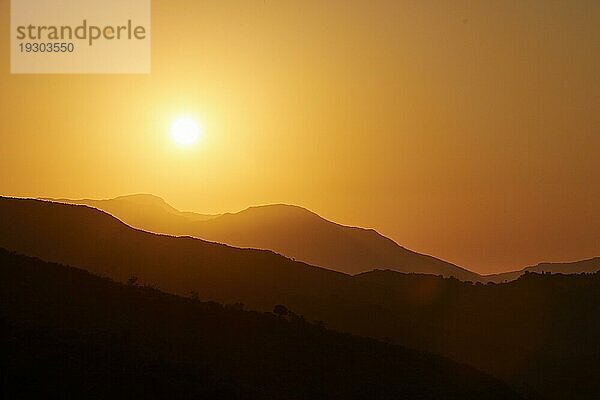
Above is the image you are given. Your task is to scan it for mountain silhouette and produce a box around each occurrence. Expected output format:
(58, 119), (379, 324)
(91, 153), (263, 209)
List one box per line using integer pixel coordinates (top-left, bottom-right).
(49, 194), (481, 281)
(485, 257), (600, 283)
(0, 249), (521, 400)
(46, 194), (219, 233)
(2, 197), (599, 399)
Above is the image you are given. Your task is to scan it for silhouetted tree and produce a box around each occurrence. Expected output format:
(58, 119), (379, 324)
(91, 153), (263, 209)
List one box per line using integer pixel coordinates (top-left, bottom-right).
(144, 282), (160, 290)
(273, 304), (289, 317)
(226, 302), (245, 311)
(127, 276), (138, 286)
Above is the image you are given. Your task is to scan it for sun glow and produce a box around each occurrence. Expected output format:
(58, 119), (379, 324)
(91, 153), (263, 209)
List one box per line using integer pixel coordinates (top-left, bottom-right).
(170, 117), (201, 147)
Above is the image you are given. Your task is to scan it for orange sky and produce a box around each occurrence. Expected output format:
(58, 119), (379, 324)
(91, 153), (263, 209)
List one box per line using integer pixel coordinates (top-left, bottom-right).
(1, 0), (598, 274)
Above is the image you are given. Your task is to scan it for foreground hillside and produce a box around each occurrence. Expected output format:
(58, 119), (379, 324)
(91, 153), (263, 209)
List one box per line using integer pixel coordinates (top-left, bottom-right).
(353, 269), (600, 399)
(0, 249), (519, 400)
(1, 197), (599, 399)
(51, 194), (480, 280)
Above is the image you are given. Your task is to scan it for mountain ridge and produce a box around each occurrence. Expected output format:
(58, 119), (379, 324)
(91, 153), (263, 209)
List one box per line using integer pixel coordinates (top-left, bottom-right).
(47, 194), (481, 281)
(485, 257), (600, 283)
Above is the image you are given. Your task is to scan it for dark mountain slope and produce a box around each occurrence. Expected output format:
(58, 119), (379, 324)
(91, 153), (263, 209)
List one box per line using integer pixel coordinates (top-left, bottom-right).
(352, 269), (600, 400)
(49, 194), (480, 280)
(0, 249), (520, 400)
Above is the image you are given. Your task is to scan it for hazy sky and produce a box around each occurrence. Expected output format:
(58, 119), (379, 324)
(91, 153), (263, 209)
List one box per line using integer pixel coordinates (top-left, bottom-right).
(1, 0), (598, 274)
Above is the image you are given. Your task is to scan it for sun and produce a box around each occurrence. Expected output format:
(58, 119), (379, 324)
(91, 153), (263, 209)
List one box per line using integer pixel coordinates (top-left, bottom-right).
(170, 117), (201, 146)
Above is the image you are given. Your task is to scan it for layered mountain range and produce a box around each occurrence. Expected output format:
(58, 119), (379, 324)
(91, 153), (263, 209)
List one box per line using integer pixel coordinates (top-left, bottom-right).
(48, 194), (480, 281)
(2, 196), (600, 399)
(48, 194), (599, 281)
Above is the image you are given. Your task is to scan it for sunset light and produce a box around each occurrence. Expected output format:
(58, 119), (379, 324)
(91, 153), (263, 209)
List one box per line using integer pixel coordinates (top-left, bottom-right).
(2, 1), (599, 398)
(170, 117), (200, 147)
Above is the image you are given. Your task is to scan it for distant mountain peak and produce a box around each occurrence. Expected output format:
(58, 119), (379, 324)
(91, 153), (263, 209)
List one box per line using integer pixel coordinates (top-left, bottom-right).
(484, 256), (600, 283)
(529, 257), (600, 269)
(111, 194), (178, 211)
(114, 193), (168, 203)
(232, 203), (324, 219)
(247, 203), (310, 211)
(524, 257), (600, 274)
